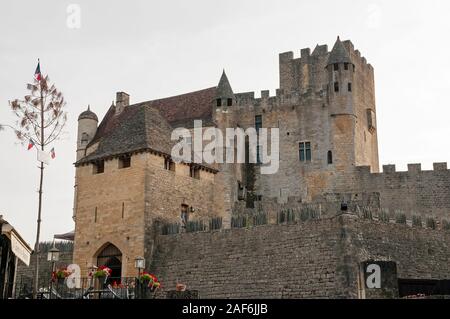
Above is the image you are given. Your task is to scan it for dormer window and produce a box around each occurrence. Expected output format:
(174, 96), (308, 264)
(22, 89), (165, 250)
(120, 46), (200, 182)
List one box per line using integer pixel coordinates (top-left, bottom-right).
(190, 165), (200, 179)
(164, 158), (175, 171)
(118, 155), (131, 169)
(93, 160), (105, 174)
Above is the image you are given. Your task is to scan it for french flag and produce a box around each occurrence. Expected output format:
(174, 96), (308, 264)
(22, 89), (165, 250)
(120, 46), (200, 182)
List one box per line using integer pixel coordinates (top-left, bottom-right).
(27, 139), (35, 150)
(34, 60), (41, 81)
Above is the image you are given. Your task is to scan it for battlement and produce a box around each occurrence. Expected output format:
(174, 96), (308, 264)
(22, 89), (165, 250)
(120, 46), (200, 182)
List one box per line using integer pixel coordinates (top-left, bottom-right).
(357, 162), (449, 174)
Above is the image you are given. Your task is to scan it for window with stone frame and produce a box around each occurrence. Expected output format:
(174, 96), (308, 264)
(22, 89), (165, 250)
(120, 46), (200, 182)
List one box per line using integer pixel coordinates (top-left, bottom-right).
(190, 165), (200, 179)
(366, 108), (376, 132)
(118, 155), (131, 169)
(93, 160), (105, 174)
(216, 98), (222, 107)
(334, 82), (339, 92)
(348, 82), (352, 92)
(334, 63), (339, 71)
(299, 142), (311, 162)
(327, 151), (333, 164)
(164, 157), (176, 171)
(227, 98), (233, 106)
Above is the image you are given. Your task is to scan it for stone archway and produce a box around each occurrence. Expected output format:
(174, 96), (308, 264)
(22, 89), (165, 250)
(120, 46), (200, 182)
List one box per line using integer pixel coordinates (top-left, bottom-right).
(96, 243), (122, 280)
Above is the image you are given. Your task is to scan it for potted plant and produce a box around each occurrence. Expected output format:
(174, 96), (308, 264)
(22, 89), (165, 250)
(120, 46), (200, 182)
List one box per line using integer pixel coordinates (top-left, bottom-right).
(51, 266), (72, 286)
(138, 272), (161, 298)
(89, 265), (112, 288)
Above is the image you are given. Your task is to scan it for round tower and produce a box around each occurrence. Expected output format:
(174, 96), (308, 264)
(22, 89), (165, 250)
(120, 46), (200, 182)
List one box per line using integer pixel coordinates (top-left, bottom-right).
(326, 37), (356, 172)
(77, 105), (98, 161)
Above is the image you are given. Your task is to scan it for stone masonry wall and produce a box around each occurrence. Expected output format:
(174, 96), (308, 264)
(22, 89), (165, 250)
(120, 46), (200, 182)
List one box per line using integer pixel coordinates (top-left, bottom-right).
(149, 214), (450, 299)
(335, 164), (450, 219)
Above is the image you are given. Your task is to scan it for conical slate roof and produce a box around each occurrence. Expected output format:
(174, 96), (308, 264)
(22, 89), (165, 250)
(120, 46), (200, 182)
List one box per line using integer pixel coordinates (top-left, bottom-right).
(216, 70), (234, 99)
(327, 37), (352, 65)
(78, 105), (98, 121)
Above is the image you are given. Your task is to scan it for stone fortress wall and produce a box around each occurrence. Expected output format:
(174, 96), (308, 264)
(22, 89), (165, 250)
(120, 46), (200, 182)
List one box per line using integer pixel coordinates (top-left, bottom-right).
(149, 212), (450, 298)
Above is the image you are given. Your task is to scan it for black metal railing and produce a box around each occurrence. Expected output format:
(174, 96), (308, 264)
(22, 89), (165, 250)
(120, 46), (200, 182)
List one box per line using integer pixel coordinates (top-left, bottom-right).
(15, 276), (160, 299)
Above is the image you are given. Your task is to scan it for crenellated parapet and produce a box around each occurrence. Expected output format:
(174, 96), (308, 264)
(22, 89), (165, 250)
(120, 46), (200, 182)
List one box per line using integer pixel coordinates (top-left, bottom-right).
(351, 163), (450, 219)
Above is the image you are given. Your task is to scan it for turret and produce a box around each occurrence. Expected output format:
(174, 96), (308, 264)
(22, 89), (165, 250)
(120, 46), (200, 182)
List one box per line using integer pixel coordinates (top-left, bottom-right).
(76, 105), (98, 161)
(215, 70), (235, 108)
(326, 36), (355, 115)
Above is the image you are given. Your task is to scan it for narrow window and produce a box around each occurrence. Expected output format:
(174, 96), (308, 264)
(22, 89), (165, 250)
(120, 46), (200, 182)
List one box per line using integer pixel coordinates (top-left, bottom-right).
(255, 115), (262, 134)
(94, 207), (97, 223)
(216, 98), (222, 107)
(348, 82), (352, 92)
(227, 98), (233, 106)
(164, 158), (175, 171)
(344, 63), (349, 70)
(305, 142), (311, 161)
(299, 143), (305, 162)
(299, 142), (312, 162)
(334, 63), (339, 71)
(118, 155), (131, 169)
(256, 145), (263, 164)
(121, 202), (125, 219)
(327, 151), (333, 164)
(93, 160), (105, 174)
(190, 166), (200, 179)
(334, 82), (339, 92)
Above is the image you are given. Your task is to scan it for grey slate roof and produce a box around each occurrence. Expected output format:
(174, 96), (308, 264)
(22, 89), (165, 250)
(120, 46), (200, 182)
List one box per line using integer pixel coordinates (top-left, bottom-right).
(78, 106), (98, 121)
(327, 37), (352, 65)
(77, 104), (174, 164)
(216, 70), (234, 99)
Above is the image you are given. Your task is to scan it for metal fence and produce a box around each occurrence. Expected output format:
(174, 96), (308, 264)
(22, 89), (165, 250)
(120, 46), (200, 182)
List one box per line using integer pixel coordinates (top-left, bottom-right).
(14, 276), (160, 299)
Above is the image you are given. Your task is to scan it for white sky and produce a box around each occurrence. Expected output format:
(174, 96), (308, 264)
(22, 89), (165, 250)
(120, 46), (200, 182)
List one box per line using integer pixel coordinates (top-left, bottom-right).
(1, 0), (449, 245)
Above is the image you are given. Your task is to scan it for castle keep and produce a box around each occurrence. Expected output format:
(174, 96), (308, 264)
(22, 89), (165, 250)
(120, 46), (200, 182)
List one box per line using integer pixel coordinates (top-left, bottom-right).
(72, 38), (450, 298)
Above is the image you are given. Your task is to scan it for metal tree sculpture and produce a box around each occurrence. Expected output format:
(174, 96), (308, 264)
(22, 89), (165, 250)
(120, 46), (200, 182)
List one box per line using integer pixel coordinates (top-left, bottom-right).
(0, 62), (67, 298)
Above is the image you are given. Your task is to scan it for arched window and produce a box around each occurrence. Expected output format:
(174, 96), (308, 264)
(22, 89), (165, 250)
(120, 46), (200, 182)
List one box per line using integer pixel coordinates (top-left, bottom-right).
(327, 151), (333, 164)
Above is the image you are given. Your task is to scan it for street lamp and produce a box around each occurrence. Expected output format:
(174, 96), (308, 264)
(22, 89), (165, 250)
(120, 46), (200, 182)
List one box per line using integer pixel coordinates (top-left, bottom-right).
(47, 241), (59, 299)
(134, 256), (145, 277)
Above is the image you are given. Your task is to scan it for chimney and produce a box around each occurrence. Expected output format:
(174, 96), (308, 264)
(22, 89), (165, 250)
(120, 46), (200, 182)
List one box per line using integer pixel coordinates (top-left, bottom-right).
(116, 92), (130, 115)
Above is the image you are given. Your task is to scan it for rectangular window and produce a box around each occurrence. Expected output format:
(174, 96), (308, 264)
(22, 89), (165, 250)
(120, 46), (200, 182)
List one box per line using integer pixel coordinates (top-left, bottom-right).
(121, 202), (125, 219)
(344, 63), (349, 70)
(118, 155), (131, 169)
(348, 82), (352, 92)
(227, 98), (233, 106)
(334, 63), (339, 71)
(216, 99), (222, 107)
(255, 115), (262, 134)
(256, 145), (263, 164)
(93, 160), (105, 174)
(334, 82), (339, 92)
(94, 207), (97, 223)
(164, 158), (176, 171)
(299, 142), (311, 162)
(190, 166), (200, 179)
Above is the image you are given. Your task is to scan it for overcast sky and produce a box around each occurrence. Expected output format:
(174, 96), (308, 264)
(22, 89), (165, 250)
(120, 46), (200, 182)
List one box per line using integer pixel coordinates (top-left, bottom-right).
(1, 0), (449, 245)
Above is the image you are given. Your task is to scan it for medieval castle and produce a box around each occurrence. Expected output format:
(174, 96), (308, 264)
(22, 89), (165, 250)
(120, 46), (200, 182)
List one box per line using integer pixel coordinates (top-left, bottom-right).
(69, 37), (450, 298)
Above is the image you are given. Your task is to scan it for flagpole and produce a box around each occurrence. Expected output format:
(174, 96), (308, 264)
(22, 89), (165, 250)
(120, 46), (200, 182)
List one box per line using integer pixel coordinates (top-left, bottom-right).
(32, 58), (45, 299)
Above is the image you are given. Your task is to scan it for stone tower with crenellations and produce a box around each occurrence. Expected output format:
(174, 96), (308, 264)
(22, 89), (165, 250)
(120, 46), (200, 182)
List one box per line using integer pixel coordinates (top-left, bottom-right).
(70, 37), (450, 281)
